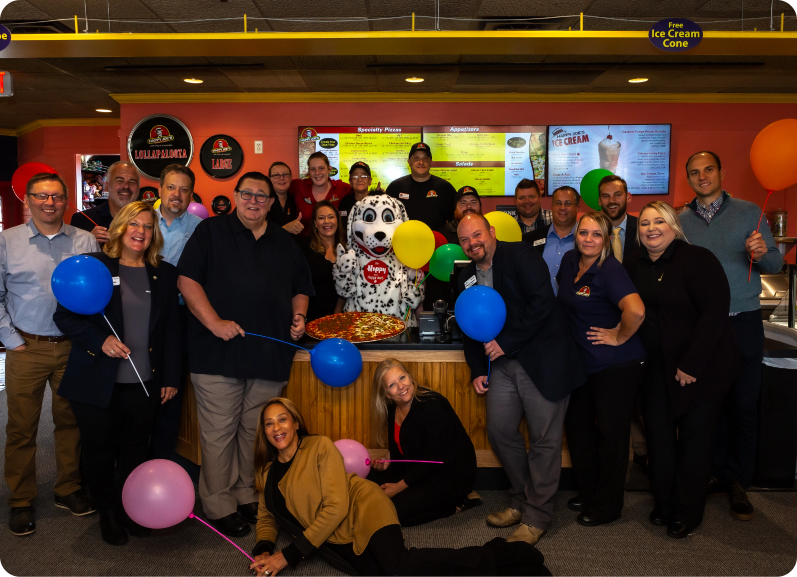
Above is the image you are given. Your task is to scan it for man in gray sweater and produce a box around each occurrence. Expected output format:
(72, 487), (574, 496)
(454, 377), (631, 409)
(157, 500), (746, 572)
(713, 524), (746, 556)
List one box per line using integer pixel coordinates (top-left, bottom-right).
(680, 151), (782, 522)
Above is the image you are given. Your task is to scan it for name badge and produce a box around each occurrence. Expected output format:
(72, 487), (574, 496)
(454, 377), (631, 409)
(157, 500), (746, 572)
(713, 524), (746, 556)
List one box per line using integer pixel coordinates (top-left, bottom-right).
(399, 193), (410, 200)
(304, 197), (312, 204)
(533, 238), (546, 246)
(112, 276), (120, 286)
(339, 210), (347, 217)
(464, 275), (477, 289)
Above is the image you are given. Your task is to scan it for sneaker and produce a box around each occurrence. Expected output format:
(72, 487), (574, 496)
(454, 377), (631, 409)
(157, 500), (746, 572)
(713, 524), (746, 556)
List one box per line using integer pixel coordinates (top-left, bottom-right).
(486, 507), (521, 527)
(728, 480), (754, 520)
(55, 489), (97, 516)
(506, 523), (545, 545)
(9, 506), (36, 536)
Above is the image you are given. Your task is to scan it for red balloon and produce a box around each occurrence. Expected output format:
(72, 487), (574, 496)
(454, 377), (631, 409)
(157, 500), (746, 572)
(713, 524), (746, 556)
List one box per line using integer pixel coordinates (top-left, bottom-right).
(433, 231), (447, 250)
(12, 162), (57, 202)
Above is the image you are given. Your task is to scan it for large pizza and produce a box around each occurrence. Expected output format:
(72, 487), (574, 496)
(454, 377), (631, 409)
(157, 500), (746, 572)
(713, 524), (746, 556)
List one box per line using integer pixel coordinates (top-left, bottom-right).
(306, 312), (406, 342)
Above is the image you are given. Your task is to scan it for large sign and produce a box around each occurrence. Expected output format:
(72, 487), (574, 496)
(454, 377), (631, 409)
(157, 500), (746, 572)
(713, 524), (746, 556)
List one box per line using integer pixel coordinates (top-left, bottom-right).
(649, 18), (703, 52)
(199, 134), (244, 180)
(128, 114), (194, 180)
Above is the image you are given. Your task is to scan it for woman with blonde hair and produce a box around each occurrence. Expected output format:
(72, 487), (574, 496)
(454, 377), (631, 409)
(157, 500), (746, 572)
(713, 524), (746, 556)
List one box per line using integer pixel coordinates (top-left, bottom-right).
(367, 358), (479, 526)
(626, 201), (737, 539)
(55, 201), (182, 546)
(555, 210), (647, 527)
(250, 398), (549, 576)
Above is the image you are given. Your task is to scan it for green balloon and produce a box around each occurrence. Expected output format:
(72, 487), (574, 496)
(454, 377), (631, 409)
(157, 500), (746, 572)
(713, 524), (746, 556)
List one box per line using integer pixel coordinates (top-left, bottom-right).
(429, 244), (467, 281)
(579, 168), (613, 211)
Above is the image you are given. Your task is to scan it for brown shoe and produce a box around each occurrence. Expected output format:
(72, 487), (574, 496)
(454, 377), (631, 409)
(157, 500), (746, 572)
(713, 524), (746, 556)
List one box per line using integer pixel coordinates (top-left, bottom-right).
(506, 523), (545, 545)
(486, 507), (521, 527)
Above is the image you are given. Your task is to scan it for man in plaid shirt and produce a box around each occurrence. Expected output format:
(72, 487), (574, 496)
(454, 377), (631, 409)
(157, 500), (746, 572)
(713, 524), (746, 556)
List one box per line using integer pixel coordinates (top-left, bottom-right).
(514, 179), (552, 234)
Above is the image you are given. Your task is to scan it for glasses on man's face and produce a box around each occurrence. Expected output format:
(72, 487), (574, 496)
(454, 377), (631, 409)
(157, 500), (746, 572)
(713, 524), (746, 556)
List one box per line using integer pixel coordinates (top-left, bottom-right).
(270, 173), (291, 179)
(238, 190), (272, 203)
(554, 201), (576, 208)
(28, 193), (67, 204)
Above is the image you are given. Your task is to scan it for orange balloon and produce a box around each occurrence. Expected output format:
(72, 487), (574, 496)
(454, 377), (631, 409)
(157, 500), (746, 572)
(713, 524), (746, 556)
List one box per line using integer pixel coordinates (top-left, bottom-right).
(750, 119), (797, 191)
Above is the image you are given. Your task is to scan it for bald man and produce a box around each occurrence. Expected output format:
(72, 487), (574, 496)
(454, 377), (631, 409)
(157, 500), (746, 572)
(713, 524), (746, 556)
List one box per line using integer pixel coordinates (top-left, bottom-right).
(456, 214), (585, 546)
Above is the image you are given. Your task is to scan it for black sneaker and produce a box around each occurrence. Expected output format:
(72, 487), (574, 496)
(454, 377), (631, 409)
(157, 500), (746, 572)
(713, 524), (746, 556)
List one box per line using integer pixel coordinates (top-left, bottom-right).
(55, 489), (97, 516)
(728, 480), (754, 521)
(9, 506), (36, 536)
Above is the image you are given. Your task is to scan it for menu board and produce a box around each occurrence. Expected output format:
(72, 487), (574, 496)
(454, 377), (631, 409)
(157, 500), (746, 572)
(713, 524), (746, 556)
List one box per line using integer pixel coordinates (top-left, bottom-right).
(547, 124), (671, 195)
(298, 126), (421, 186)
(422, 126), (547, 196)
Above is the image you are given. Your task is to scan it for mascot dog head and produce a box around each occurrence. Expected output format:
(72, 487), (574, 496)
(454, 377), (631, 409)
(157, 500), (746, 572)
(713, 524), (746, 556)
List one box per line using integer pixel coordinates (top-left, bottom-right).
(347, 194), (408, 259)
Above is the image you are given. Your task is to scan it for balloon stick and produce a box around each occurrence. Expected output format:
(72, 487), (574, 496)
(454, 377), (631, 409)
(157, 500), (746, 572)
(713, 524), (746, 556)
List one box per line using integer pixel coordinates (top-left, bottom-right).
(748, 189), (773, 282)
(189, 513), (256, 563)
(365, 459), (444, 465)
(102, 314), (149, 397)
(69, 203), (99, 227)
(245, 332), (310, 352)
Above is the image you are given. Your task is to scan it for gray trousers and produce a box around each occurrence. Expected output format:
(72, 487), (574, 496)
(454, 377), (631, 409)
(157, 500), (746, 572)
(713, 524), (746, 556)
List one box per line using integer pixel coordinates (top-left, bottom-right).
(486, 357), (568, 531)
(191, 373), (285, 520)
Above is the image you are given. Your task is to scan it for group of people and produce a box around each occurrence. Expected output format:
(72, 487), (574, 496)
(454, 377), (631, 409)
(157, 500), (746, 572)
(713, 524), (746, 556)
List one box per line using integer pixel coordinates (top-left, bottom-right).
(0, 140), (780, 574)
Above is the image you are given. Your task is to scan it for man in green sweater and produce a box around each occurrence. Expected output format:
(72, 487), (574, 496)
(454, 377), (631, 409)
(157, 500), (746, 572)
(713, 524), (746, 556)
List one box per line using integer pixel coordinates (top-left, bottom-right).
(679, 151), (782, 522)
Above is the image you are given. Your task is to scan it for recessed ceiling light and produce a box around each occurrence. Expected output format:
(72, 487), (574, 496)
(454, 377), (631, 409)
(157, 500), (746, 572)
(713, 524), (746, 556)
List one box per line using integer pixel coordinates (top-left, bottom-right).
(628, 77), (649, 83)
(405, 77), (424, 83)
(184, 78), (204, 84)
(95, 108), (113, 113)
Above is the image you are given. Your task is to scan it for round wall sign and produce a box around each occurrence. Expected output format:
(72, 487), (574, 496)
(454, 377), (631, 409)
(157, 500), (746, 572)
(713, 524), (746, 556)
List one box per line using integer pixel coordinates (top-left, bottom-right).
(212, 195), (232, 215)
(139, 186), (159, 203)
(128, 114), (194, 180)
(199, 134), (244, 179)
(648, 18), (703, 52)
(0, 25), (12, 52)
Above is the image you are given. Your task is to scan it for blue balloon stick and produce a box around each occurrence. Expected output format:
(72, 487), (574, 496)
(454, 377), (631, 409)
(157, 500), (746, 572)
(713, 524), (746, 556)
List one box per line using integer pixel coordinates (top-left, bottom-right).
(244, 332), (311, 353)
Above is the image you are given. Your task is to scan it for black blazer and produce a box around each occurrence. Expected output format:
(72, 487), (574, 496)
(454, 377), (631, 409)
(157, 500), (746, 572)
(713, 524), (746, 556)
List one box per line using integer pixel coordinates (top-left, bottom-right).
(386, 388), (476, 494)
(54, 252), (182, 409)
(624, 240), (738, 418)
(522, 223), (550, 254)
(457, 241), (586, 402)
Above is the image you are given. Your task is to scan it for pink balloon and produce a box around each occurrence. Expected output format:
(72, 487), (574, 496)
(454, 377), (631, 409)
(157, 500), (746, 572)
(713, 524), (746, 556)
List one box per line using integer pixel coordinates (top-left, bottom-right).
(334, 439), (371, 478)
(186, 202), (210, 219)
(122, 459), (195, 529)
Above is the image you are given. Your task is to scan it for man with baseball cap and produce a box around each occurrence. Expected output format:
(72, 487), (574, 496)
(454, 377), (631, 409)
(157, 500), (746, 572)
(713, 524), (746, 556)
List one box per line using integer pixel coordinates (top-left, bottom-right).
(443, 186), (482, 244)
(338, 161), (382, 231)
(386, 142), (457, 234)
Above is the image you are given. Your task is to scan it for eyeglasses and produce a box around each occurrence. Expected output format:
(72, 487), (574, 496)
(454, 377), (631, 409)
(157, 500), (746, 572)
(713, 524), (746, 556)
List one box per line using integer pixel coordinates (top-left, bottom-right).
(554, 201), (577, 208)
(238, 190), (272, 203)
(270, 173), (291, 179)
(28, 193), (67, 204)
(350, 175), (370, 180)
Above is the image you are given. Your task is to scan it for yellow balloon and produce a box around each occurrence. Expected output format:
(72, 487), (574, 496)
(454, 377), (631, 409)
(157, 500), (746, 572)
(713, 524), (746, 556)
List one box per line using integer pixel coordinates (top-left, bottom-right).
(485, 211), (522, 242)
(392, 220), (435, 269)
(153, 198), (161, 209)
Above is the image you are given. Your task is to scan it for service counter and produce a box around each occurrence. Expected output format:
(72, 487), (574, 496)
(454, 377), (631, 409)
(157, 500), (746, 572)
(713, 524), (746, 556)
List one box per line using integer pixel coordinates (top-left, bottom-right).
(175, 329), (571, 469)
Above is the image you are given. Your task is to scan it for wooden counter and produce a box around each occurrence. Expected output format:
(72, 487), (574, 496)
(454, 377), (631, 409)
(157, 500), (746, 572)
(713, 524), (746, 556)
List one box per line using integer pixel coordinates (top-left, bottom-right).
(176, 348), (570, 468)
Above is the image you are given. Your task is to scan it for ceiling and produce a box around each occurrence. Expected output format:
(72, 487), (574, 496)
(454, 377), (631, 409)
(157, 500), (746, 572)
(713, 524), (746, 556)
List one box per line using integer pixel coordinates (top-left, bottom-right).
(0, 0), (796, 130)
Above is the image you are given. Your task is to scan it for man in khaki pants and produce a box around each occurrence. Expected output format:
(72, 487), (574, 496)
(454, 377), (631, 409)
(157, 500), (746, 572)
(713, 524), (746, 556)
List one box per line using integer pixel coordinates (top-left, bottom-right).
(0, 173), (99, 535)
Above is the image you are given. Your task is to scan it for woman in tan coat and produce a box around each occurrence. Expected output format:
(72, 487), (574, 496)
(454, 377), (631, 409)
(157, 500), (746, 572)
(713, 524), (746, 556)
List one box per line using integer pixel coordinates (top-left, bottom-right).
(249, 398), (550, 577)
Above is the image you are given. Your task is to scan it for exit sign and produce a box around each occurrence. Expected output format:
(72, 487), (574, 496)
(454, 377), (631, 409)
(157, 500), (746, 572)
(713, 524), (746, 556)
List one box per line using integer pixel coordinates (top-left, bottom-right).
(0, 71), (12, 97)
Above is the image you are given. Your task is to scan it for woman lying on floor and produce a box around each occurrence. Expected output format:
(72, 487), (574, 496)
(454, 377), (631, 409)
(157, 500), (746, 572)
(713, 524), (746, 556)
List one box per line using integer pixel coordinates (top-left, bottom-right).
(368, 358), (482, 526)
(249, 397), (551, 577)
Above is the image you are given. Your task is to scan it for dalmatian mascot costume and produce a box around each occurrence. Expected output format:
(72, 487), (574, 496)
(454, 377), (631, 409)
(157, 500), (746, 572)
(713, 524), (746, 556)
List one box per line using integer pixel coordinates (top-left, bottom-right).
(333, 195), (424, 326)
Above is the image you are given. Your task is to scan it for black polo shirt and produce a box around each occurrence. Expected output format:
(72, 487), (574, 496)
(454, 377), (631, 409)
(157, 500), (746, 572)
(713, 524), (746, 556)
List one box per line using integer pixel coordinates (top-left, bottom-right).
(266, 194), (299, 228)
(70, 202), (112, 232)
(176, 212), (314, 380)
(385, 174), (456, 233)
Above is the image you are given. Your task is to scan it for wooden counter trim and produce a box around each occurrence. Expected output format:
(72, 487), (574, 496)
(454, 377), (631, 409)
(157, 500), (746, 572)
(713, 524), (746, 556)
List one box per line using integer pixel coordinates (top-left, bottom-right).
(293, 349), (466, 362)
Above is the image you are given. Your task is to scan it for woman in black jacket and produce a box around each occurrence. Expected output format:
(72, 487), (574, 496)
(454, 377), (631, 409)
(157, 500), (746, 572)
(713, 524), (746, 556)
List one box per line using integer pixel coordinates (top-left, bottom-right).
(625, 201), (737, 539)
(367, 358), (480, 526)
(54, 201), (182, 546)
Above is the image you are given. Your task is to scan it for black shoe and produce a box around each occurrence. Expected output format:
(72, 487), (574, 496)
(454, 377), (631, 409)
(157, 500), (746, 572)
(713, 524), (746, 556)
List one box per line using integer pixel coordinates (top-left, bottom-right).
(55, 489), (97, 516)
(567, 495), (587, 512)
(667, 520), (699, 539)
(99, 510), (128, 546)
(649, 504), (670, 526)
(209, 512), (251, 537)
(9, 506), (36, 536)
(119, 508), (151, 538)
(576, 511), (618, 527)
(729, 480), (754, 520)
(707, 476), (726, 498)
(237, 502), (259, 524)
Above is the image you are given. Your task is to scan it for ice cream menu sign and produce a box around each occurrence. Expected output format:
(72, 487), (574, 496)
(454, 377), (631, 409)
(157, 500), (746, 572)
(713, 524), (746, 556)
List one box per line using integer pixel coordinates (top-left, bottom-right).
(422, 126), (547, 196)
(546, 124), (671, 196)
(298, 126), (421, 186)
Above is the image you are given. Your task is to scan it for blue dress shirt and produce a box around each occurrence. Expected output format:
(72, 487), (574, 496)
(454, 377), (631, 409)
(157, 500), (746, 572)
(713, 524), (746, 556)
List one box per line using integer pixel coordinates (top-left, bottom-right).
(158, 209), (202, 266)
(542, 224), (576, 295)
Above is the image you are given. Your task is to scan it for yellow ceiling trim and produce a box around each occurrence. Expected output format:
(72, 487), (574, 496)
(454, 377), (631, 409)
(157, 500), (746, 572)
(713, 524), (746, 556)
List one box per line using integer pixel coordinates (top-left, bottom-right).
(0, 128), (16, 137)
(110, 92), (797, 104)
(2, 30), (796, 58)
(15, 118), (121, 137)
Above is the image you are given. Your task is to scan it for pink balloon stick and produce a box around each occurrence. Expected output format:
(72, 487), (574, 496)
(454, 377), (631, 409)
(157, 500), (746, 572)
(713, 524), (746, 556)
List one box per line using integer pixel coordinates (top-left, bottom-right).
(365, 459), (443, 465)
(189, 513), (256, 563)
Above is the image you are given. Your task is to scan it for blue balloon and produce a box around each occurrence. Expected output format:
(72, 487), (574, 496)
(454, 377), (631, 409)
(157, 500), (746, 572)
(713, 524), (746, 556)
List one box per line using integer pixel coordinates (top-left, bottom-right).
(51, 255), (113, 316)
(454, 285), (507, 343)
(310, 338), (363, 388)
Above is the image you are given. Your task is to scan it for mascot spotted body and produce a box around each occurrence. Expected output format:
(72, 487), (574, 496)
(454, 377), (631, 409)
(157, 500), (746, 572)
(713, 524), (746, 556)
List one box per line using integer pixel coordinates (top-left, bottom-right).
(333, 195), (424, 326)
